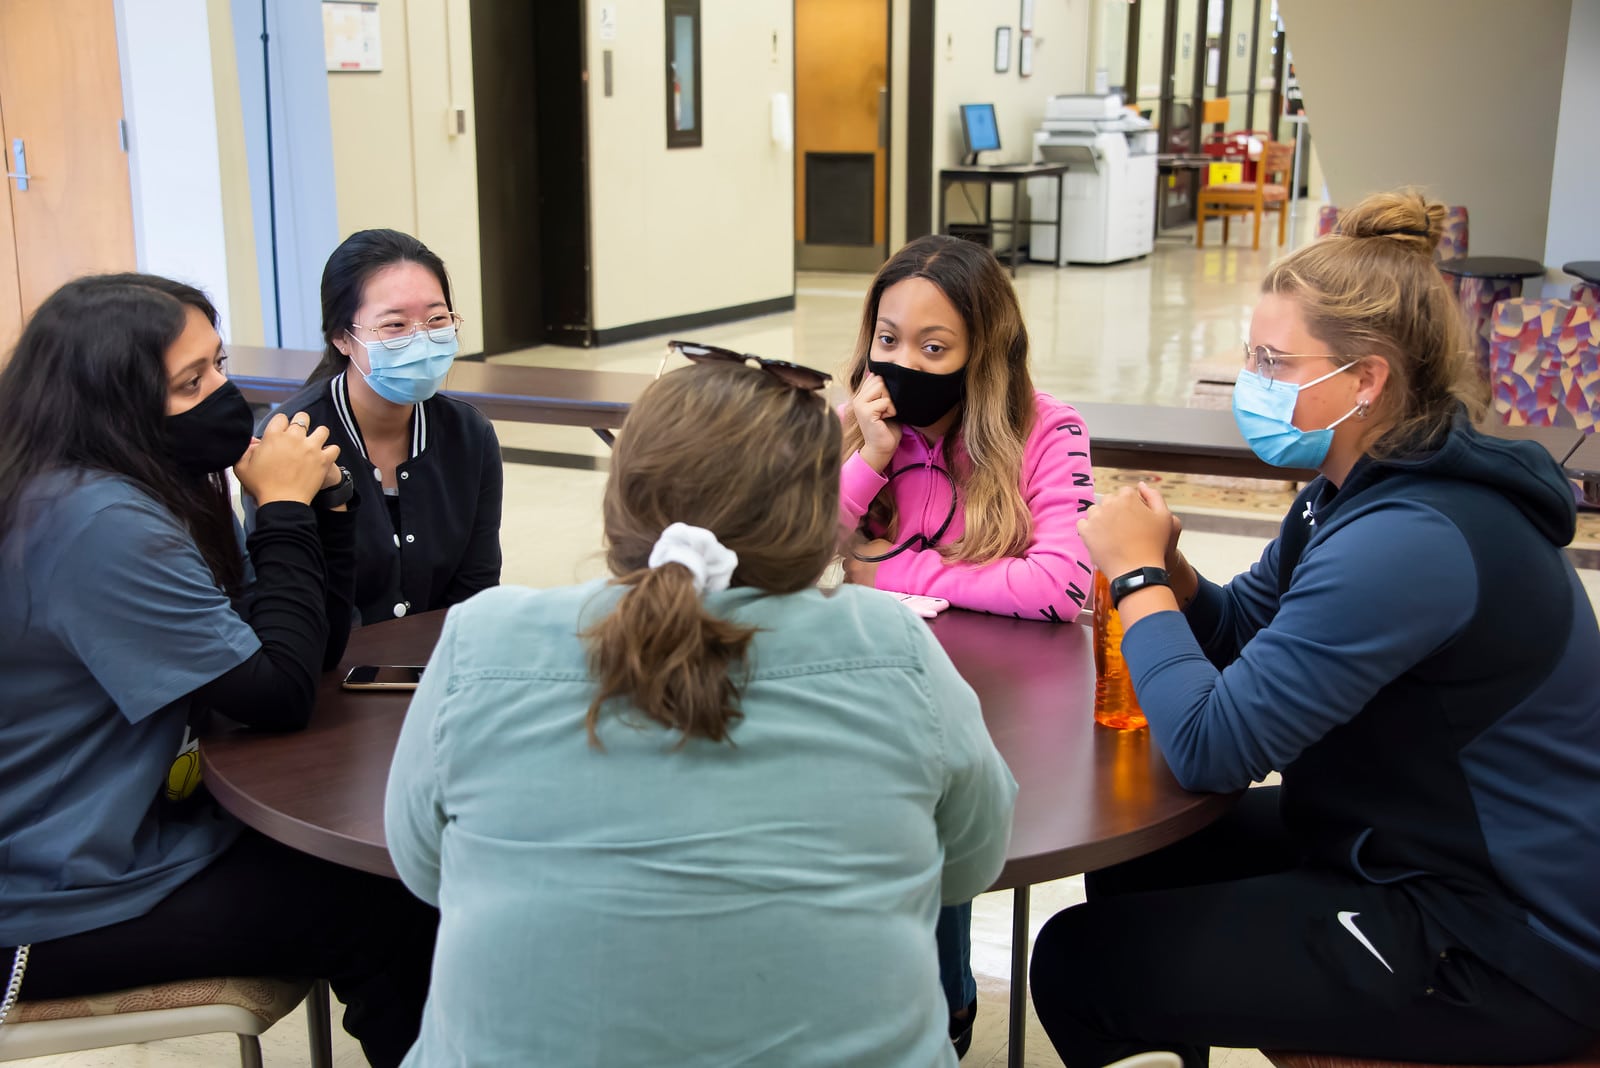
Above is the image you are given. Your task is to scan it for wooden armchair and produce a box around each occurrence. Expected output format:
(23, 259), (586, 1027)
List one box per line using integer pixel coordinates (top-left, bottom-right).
(1196, 140), (1294, 250)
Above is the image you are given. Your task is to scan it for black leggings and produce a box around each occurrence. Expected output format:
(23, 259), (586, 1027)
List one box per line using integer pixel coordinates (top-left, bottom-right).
(1028, 788), (1597, 1068)
(13, 830), (436, 1068)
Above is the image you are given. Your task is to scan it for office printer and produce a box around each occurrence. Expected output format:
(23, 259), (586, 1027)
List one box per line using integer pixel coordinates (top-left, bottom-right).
(1028, 93), (1158, 265)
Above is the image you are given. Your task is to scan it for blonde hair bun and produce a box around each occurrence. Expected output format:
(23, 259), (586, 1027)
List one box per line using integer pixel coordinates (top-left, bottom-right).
(1336, 190), (1445, 257)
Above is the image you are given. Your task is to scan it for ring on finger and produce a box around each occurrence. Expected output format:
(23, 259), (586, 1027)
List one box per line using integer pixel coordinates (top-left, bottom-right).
(290, 416), (311, 431)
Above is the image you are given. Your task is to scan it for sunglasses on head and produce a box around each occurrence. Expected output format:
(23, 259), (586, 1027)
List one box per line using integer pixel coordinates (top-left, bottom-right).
(659, 340), (832, 392)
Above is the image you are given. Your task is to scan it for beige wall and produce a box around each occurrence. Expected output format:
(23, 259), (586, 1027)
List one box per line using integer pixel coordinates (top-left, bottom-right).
(586, 0), (795, 333)
(1279, 0), (1571, 260)
(206, 0), (264, 347)
(932, 0), (1092, 232)
(326, 0), (483, 352)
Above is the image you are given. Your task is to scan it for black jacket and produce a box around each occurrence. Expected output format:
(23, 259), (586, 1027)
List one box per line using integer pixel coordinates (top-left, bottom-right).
(255, 373), (503, 624)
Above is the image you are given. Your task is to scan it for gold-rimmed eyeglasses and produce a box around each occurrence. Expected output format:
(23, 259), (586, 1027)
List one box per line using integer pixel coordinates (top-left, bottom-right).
(351, 312), (464, 350)
(658, 339), (831, 391)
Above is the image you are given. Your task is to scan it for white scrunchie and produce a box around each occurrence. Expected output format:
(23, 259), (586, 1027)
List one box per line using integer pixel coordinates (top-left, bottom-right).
(647, 523), (738, 594)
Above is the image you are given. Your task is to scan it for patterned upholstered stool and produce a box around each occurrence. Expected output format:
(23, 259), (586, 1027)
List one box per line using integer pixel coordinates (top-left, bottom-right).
(1440, 258), (1547, 377)
(1437, 206), (1469, 262)
(1489, 299), (1600, 430)
(0, 976), (332, 1068)
(1561, 261), (1600, 307)
(1458, 276), (1520, 376)
(1315, 205), (1341, 238)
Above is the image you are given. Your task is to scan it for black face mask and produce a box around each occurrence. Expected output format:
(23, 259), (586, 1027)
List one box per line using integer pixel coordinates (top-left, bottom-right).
(166, 380), (255, 475)
(868, 358), (968, 428)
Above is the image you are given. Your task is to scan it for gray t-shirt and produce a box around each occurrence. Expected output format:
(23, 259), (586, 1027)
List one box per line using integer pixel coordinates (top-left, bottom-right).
(0, 472), (258, 945)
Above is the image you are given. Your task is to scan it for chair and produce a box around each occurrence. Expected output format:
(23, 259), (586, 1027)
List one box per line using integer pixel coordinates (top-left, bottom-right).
(1437, 206), (1469, 261)
(1488, 298), (1600, 430)
(1315, 205), (1341, 238)
(0, 976), (333, 1068)
(1263, 1038), (1600, 1068)
(1196, 140), (1294, 250)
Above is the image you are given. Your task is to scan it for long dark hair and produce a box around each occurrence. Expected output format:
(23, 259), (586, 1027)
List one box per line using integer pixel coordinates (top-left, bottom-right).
(306, 228), (454, 384)
(0, 273), (245, 593)
(840, 235), (1037, 563)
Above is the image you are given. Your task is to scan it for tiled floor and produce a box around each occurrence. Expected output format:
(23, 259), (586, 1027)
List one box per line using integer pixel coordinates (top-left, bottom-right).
(17, 210), (1596, 1065)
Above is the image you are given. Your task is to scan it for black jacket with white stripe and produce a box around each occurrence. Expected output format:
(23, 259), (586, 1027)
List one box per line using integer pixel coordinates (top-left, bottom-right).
(254, 372), (503, 625)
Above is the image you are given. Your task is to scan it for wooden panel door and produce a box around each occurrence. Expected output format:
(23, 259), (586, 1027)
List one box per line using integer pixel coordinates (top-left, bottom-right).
(0, 0), (136, 328)
(795, 0), (888, 271)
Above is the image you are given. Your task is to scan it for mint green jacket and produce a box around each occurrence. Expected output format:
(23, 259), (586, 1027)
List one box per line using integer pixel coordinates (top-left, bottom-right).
(386, 580), (1017, 1067)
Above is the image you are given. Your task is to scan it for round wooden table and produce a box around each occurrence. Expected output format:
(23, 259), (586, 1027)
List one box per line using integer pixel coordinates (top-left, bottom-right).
(203, 607), (1234, 1068)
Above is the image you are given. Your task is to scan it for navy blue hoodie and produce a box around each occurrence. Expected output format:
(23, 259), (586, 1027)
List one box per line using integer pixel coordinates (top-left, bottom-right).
(1123, 409), (1600, 1027)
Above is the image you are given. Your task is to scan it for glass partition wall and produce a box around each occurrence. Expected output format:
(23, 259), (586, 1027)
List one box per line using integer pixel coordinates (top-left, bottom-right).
(1094, 0), (1287, 227)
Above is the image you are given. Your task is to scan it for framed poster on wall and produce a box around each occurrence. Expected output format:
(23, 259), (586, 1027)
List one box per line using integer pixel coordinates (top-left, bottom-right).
(322, 1), (381, 72)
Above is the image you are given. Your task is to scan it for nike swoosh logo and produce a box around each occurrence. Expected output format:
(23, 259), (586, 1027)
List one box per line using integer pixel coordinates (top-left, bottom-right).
(1337, 910), (1394, 974)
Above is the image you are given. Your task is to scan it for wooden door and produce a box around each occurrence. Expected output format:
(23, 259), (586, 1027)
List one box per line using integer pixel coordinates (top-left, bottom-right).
(795, 0), (888, 272)
(0, 0), (136, 347)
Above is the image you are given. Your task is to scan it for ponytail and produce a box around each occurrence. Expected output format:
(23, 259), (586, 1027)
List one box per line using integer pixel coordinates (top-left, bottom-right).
(583, 563), (756, 748)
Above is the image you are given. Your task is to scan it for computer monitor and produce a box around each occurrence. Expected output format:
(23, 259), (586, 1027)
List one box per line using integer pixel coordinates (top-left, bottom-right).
(960, 103), (1001, 164)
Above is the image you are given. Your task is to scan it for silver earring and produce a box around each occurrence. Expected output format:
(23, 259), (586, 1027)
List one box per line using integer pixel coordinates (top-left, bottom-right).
(1356, 399), (1371, 419)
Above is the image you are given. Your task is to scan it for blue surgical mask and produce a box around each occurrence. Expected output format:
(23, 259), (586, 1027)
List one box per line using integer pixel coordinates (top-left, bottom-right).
(1231, 362), (1361, 468)
(348, 329), (459, 405)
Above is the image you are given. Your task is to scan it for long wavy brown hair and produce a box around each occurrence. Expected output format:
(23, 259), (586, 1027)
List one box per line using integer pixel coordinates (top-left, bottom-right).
(1263, 190), (1487, 457)
(583, 361), (842, 747)
(840, 235), (1036, 563)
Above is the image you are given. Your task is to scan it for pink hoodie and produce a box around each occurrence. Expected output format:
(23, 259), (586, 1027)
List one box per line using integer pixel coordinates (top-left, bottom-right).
(840, 391), (1096, 621)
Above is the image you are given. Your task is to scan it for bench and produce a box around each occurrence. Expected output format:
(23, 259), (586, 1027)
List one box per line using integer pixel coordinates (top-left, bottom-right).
(227, 345), (653, 446)
(224, 346), (1600, 484)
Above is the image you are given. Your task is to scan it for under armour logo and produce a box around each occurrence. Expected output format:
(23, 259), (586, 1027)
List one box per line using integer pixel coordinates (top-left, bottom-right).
(1302, 502), (1315, 527)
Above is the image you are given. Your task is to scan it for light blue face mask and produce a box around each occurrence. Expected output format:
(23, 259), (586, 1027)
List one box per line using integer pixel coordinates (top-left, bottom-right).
(1231, 362), (1361, 469)
(349, 329), (459, 405)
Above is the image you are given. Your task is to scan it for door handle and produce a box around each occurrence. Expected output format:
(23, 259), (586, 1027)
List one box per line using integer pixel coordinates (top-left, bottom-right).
(877, 87), (889, 149)
(6, 139), (29, 191)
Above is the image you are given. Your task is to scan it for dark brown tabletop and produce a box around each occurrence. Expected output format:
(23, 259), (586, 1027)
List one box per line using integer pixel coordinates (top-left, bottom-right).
(938, 162), (1071, 181)
(226, 345), (656, 431)
(201, 608), (1235, 889)
(1076, 400), (1318, 480)
(1435, 256), (1545, 280)
(1563, 261), (1600, 285)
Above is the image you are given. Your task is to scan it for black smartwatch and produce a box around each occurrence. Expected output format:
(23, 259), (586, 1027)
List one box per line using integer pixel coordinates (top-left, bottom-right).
(312, 465), (355, 510)
(1109, 566), (1171, 607)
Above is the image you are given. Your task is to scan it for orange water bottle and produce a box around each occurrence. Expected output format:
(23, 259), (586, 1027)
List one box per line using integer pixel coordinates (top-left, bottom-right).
(1092, 570), (1147, 730)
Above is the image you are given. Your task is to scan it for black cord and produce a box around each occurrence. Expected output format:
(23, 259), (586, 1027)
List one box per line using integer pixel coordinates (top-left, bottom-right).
(1561, 432), (1587, 466)
(260, 0), (283, 347)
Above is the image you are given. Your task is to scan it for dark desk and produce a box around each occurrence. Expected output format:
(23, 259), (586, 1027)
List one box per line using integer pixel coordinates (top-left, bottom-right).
(1081, 400), (1600, 483)
(202, 608), (1232, 1068)
(226, 348), (1598, 484)
(938, 162), (1070, 276)
(1436, 256), (1546, 283)
(1078, 401), (1317, 480)
(1562, 261), (1600, 286)
(227, 345), (655, 445)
